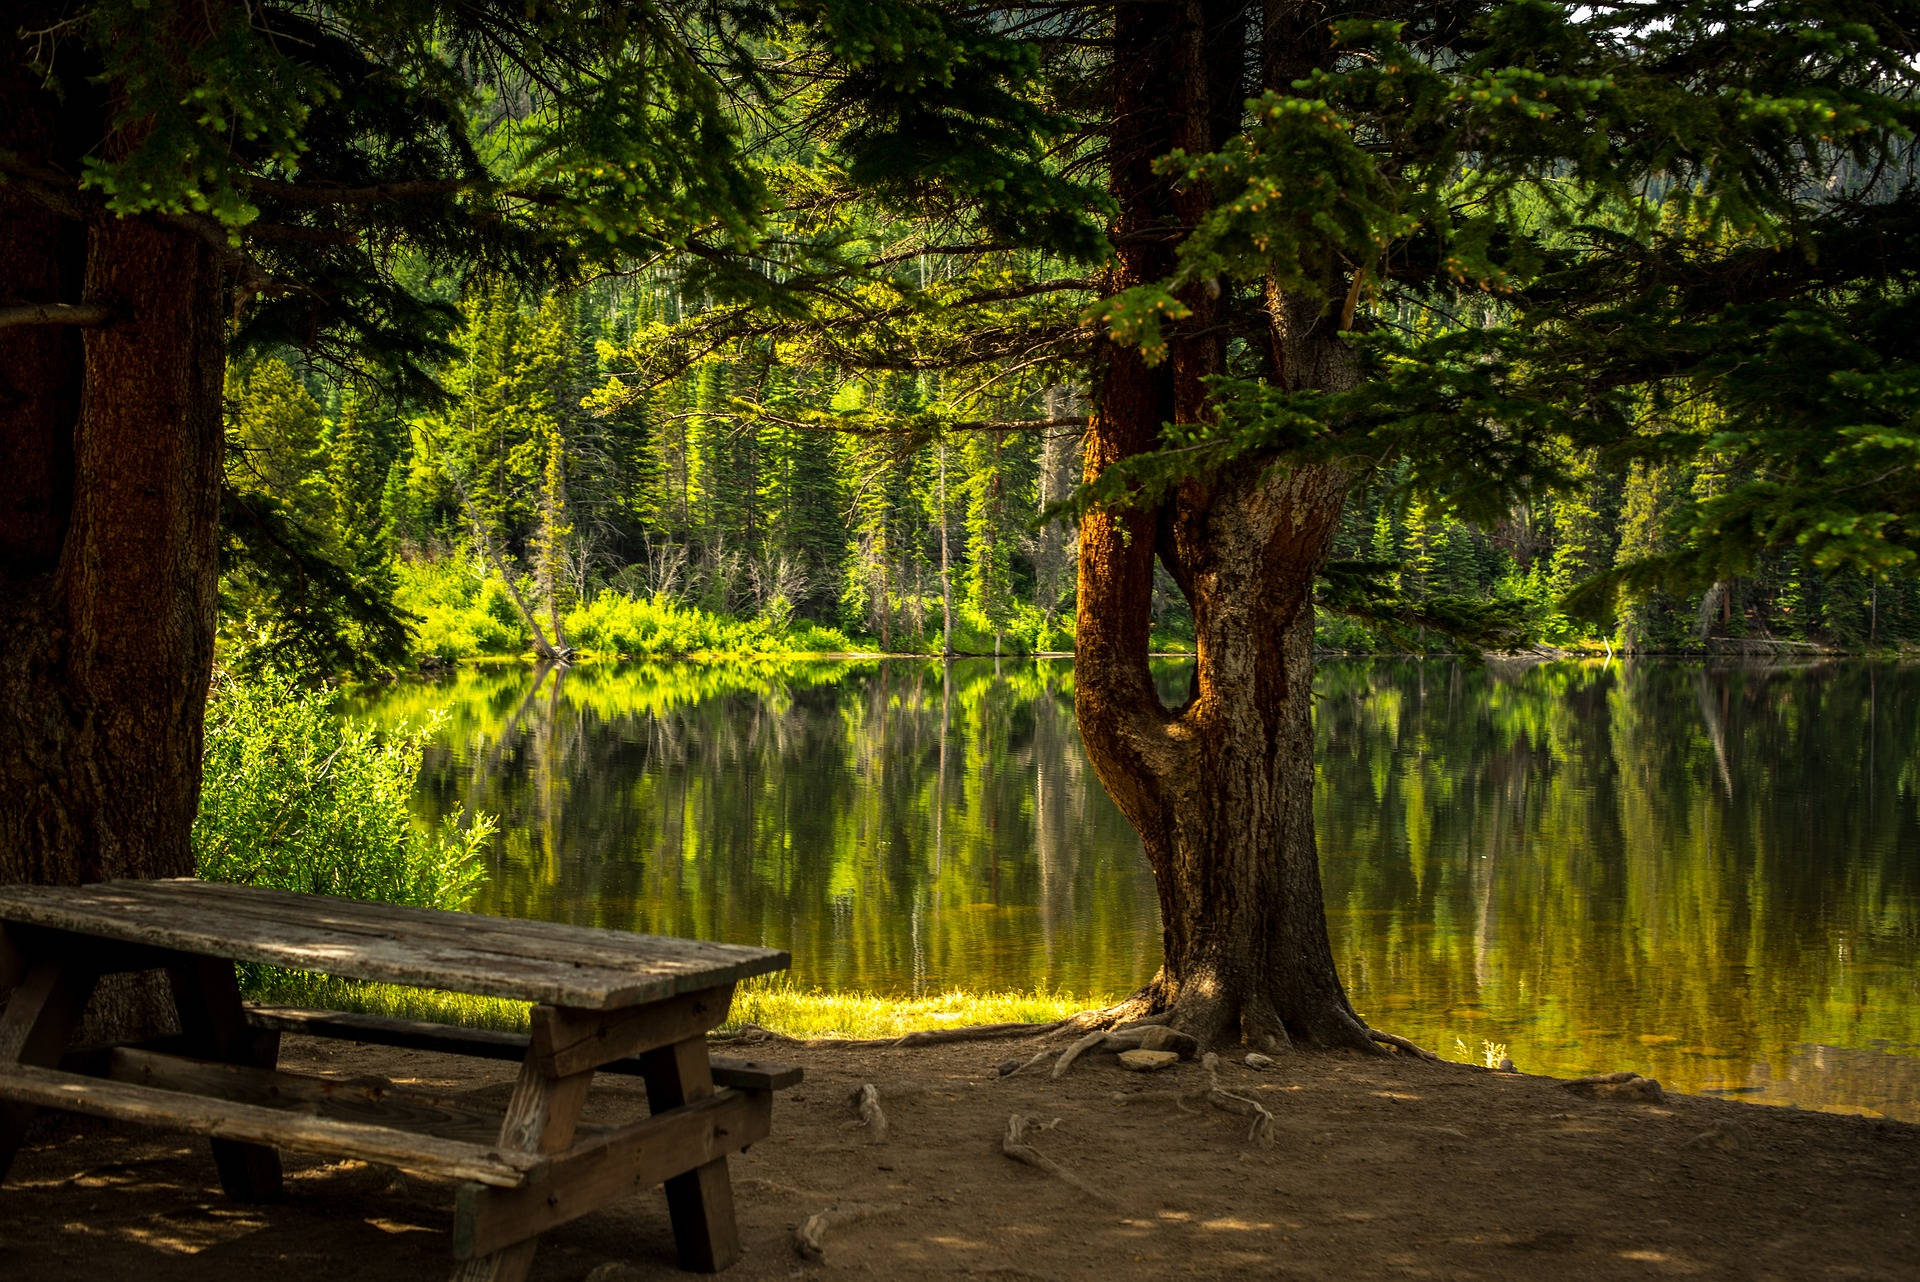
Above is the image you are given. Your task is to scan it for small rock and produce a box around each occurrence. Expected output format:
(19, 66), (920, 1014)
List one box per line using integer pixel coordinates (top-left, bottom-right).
(1244, 1052), (1276, 1071)
(1117, 1049), (1180, 1071)
(995, 1058), (1022, 1078)
(1564, 1073), (1663, 1102)
(1496, 1057), (1516, 1073)
(1683, 1121), (1750, 1152)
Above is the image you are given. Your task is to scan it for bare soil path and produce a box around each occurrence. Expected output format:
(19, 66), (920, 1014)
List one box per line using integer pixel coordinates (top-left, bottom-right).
(2, 1034), (1913, 1280)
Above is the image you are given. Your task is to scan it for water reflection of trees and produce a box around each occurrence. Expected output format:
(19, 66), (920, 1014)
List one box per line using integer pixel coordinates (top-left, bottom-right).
(370, 658), (1162, 998)
(1317, 659), (1920, 1116)
(361, 656), (1920, 1116)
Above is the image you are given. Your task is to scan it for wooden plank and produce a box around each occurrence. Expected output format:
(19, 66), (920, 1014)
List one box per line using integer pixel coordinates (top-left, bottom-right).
(640, 1038), (741, 1272)
(0, 881), (788, 1009)
(244, 1005), (804, 1091)
(449, 1041), (595, 1282)
(0, 959), (99, 1182)
(529, 987), (733, 1078)
(82, 1046), (513, 1149)
(453, 1088), (770, 1260)
(32, 878), (786, 980)
(169, 954), (285, 1201)
(2, 923), (189, 976)
(0, 923), (24, 990)
(0, 1061), (540, 1187)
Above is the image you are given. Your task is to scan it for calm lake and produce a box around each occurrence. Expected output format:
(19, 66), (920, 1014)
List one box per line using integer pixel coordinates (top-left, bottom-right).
(357, 657), (1920, 1121)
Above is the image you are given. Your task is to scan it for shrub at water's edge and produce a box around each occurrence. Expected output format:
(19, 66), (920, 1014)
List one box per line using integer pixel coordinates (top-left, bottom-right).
(395, 558), (863, 662)
(194, 670), (493, 909)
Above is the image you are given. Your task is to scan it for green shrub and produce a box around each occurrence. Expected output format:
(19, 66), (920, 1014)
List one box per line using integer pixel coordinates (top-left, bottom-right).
(564, 589), (857, 658)
(194, 671), (492, 909)
(393, 558), (527, 662)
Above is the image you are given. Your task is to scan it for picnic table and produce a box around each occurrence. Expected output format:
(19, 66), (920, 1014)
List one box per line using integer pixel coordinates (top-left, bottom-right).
(0, 878), (800, 1280)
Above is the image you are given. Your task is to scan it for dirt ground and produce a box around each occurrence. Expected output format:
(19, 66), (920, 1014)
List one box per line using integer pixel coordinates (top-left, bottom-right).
(2, 1033), (1914, 1281)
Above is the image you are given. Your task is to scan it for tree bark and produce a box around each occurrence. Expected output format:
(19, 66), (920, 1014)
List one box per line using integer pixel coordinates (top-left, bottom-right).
(0, 44), (228, 896)
(1072, 0), (1377, 1051)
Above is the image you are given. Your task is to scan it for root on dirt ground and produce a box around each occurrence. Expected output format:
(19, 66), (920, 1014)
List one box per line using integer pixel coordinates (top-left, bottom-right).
(792, 1201), (902, 1261)
(1000, 1114), (1119, 1205)
(1111, 1052), (1276, 1146)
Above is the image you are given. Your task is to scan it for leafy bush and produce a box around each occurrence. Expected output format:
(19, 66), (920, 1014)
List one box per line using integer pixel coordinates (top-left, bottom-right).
(393, 558), (526, 662)
(565, 589), (857, 657)
(194, 671), (491, 909)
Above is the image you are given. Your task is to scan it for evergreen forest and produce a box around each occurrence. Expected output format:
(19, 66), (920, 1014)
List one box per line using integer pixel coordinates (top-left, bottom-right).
(230, 260), (1920, 677)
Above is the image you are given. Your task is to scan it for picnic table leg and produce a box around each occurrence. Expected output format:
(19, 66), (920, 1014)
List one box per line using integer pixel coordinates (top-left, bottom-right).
(639, 1036), (741, 1272)
(0, 958), (98, 1182)
(451, 1017), (595, 1282)
(167, 955), (285, 1201)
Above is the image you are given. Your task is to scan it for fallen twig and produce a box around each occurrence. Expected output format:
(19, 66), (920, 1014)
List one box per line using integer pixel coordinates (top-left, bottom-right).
(1000, 1114), (1118, 1204)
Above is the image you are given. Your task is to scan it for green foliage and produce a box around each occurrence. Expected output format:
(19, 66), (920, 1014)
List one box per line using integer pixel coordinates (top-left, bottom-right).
(194, 671), (491, 909)
(393, 557), (861, 661)
(566, 590), (856, 657)
(1085, 0), (1920, 634)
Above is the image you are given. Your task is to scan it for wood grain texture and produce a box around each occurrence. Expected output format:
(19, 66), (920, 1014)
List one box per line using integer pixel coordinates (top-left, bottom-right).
(0, 959), (98, 1180)
(81, 1046), (517, 1148)
(244, 1005), (804, 1090)
(640, 1037), (742, 1272)
(449, 1041), (596, 1282)
(529, 987), (733, 1078)
(0, 880), (788, 1009)
(168, 954), (285, 1200)
(453, 1088), (770, 1260)
(0, 1060), (542, 1185)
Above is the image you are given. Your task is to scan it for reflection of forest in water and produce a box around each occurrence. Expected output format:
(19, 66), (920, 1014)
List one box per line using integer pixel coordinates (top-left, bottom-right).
(358, 658), (1920, 1120)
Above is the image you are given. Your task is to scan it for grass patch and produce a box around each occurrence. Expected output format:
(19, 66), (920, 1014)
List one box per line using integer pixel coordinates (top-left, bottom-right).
(244, 971), (1105, 1041)
(727, 983), (1105, 1040)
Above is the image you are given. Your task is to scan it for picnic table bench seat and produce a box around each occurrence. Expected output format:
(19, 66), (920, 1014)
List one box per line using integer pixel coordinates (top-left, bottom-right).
(0, 879), (801, 1281)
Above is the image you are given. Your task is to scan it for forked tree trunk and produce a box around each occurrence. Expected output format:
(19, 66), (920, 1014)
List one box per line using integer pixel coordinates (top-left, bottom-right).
(1072, 0), (1378, 1051)
(1, 53), (227, 896)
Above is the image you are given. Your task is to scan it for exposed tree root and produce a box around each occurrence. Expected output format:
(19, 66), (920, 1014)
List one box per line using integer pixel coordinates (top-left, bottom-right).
(1035, 993), (1159, 1043)
(1000, 1114), (1119, 1205)
(1111, 1053), (1276, 1146)
(995, 1048), (1054, 1079)
(848, 1083), (887, 1141)
(1366, 1028), (1439, 1061)
(792, 1200), (902, 1262)
(1052, 1023), (1200, 1078)
(714, 1019), (1072, 1049)
(715, 1004), (1424, 1064)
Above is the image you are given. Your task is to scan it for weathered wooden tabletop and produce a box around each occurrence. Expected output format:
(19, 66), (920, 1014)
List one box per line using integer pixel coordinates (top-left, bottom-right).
(0, 879), (788, 1009)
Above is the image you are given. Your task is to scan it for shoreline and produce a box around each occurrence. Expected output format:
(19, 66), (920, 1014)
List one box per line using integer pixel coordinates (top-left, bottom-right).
(6, 1033), (1914, 1280)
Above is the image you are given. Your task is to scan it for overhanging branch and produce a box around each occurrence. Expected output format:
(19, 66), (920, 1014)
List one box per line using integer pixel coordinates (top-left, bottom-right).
(0, 303), (113, 330)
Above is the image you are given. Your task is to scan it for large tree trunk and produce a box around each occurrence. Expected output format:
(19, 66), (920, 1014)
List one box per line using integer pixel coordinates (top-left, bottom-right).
(0, 43), (228, 896)
(1073, 0), (1378, 1051)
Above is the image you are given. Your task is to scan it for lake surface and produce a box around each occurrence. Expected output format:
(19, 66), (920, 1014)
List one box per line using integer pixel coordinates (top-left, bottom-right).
(357, 657), (1920, 1120)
